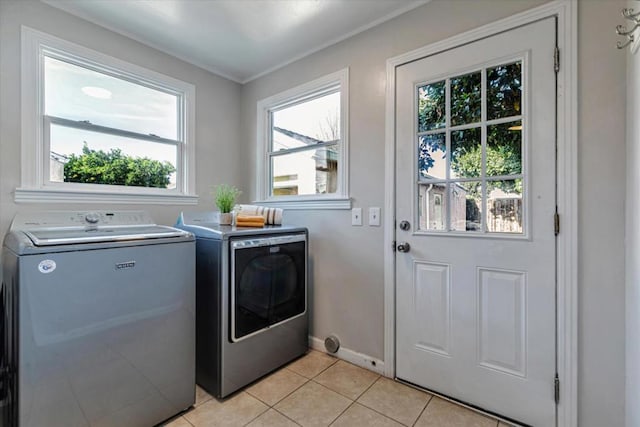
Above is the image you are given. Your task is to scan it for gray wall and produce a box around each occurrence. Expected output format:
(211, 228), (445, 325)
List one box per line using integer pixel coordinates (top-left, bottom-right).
(0, 0), (242, 239)
(240, 0), (627, 426)
(579, 1), (626, 425)
(626, 1), (640, 426)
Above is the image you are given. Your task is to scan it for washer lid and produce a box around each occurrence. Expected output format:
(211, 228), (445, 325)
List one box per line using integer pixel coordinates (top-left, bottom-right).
(24, 225), (189, 246)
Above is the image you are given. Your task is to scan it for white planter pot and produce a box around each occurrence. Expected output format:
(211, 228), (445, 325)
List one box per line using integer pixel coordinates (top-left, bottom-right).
(214, 211), (233, 225)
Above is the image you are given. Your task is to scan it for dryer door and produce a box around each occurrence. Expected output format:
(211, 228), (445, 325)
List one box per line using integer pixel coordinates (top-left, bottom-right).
(230, 234), (306, 341)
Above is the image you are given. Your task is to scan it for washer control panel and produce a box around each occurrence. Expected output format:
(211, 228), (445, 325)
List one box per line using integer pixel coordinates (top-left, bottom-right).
(10, 210), (155, 230)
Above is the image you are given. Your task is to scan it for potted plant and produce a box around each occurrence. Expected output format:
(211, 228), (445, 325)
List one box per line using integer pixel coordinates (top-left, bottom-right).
(213, 184), (241, 225)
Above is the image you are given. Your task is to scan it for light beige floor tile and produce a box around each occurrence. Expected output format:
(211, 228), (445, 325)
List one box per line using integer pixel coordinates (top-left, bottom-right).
(357, 377), (431, 426)
(246, 409), (300, 427)
(498, 422), (517, 427)
(247, 368), (308, 406)
(286, 350), (337, 379)
(163, 416), (192, 427)
(414, 397), (497, 427)
(184, 392), (268, 427)
(314, 360), (379, 400)
(195, 385), (213, 407)
(275, 381), (351, 427)
(331, 403), (404, 427)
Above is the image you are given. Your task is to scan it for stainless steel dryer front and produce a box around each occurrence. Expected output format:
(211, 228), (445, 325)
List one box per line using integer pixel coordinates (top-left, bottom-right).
(175, 211), (308, 399)
(1, 211), (195, 427)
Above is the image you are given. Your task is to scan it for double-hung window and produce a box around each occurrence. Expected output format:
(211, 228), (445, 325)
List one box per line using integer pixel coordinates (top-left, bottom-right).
(18, 27), (197, 204)
(256, 69), (350, 209)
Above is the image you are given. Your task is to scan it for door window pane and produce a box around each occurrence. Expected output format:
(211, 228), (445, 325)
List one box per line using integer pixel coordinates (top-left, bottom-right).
(450, 181), (482, 232)
(450, 127), (481, 179)
(419, 133), (446, 179)
(419, 183), (447, 231)
(486, 120), (522, 176)
(486, 179), (523, 233)
(418, 81), (446, 132)
(487, 62), (522, 120)
(451, 72), (481, 126)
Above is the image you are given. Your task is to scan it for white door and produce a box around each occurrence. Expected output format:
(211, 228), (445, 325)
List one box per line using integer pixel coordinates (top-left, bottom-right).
(395, 18), (557, 426)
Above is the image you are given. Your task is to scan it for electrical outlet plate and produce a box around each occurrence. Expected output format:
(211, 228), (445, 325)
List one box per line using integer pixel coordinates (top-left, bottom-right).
(351, 208), (362, 226)
(368, 207), (381, 226)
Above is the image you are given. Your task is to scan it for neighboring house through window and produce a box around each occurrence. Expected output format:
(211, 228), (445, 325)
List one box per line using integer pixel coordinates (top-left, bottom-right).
(256, 69), (350, 209)
(17, 27), (197, 204)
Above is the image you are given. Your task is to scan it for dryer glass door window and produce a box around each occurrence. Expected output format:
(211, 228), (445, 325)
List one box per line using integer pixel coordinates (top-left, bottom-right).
(232, 239), (306, 341)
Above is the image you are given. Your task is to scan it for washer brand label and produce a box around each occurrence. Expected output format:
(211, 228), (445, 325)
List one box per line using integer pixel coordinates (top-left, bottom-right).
(116, 261), (136, 270)
(38, 259), (56, 274)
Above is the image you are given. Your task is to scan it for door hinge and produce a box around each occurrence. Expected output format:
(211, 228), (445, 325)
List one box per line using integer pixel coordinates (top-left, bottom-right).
(392, 240), (397, 252)
(554, 46), (560, 73)
(554, 212), (560, 236)
(554, 374), (560, 404)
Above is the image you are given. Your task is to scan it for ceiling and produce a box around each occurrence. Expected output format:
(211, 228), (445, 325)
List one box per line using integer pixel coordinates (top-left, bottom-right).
(42, 0), (429, 84)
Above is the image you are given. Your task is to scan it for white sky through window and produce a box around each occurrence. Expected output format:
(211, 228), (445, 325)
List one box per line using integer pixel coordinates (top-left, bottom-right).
(44, 56), (179, 166)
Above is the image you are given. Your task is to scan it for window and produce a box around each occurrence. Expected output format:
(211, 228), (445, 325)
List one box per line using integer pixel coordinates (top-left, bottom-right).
(256, 69), (350, 209)
(417, 59), (524, 234)
(18, 27), (197, 204)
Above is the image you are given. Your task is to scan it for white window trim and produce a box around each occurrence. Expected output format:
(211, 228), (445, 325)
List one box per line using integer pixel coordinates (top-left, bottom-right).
(17, 26), (198, 205)
(255, 68), (351, 210)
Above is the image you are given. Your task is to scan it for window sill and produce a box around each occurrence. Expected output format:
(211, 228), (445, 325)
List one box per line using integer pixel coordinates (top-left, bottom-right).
(253, 197), (352, 210)
(14, 187), (199, 205)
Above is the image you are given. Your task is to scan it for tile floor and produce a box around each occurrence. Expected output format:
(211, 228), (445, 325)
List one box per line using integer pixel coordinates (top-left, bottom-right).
(163, 350), (514, 427)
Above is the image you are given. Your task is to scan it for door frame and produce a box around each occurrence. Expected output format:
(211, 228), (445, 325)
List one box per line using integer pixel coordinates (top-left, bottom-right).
(383, 1), (578, 426)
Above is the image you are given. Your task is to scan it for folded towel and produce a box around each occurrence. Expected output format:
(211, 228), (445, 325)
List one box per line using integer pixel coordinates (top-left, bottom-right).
(235, 204), (283, 225)
(235, 221), (265, 228)
(235, 214), (265, 223)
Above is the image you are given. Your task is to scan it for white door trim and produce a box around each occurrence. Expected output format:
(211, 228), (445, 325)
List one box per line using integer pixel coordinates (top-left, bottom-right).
(383, 1), (578, 426)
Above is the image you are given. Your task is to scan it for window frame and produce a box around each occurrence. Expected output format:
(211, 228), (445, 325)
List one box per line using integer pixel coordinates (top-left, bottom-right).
(17, 26), (198, 204)
(255, 68), (350, 210)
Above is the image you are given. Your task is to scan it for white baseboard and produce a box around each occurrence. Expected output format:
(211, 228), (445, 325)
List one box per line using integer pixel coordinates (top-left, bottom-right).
(308, 336), (386, 376)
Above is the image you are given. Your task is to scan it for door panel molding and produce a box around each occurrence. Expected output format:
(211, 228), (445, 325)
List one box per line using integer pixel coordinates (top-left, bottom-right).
(383, 1), (577, 426)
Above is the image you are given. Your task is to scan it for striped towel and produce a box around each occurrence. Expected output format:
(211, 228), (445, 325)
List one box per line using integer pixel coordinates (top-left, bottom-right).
(235, 205), (283, 225)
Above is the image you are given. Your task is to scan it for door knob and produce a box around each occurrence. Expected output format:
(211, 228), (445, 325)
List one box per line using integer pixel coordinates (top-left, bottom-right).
(397, 242), (411, 253)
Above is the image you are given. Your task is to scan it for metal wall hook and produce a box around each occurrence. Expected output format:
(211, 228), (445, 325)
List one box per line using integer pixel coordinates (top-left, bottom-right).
(618, 36), (634, 50)
(623, 8), (640, 22)
(617, 23), (639, 36)
(618, 2), (640, 53)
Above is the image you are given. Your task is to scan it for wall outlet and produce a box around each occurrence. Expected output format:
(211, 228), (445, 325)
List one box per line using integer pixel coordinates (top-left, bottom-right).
(368, 207), (381, 226)
(351, 208), (362, 226)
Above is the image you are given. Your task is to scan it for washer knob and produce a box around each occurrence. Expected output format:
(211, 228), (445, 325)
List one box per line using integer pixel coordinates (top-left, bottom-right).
(85, 212), (100, 224)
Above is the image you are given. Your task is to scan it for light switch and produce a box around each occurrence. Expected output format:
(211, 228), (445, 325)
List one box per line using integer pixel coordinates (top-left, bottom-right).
(368, 207), (381, 226)
(351, 208), (363, 226)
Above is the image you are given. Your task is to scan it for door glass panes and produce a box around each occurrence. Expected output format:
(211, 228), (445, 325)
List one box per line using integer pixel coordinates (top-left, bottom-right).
(419, 134), (446, 179)
(487, 62), (522, 120)
(486, 179), (523, 233)
(451, 72), (481, 126)
(418, 81), (445, 132)
(487, 120), (522, 176)
(418, 183), (447, 231)
(415, 59), (524, 234)
(450, 127), (481, 179)
(450, 181), (482, 232)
